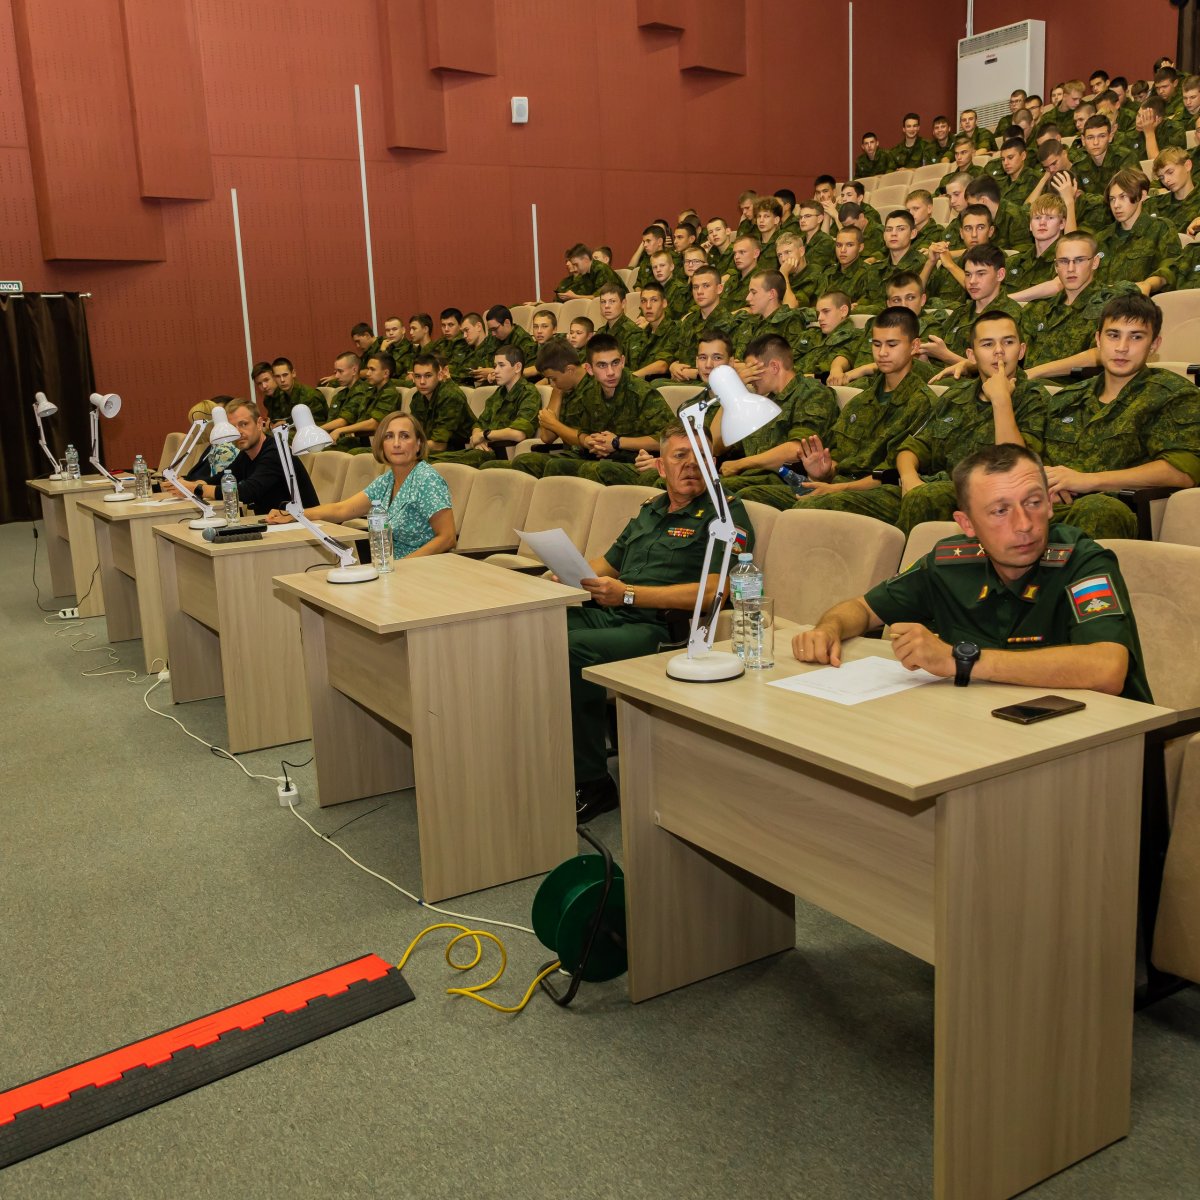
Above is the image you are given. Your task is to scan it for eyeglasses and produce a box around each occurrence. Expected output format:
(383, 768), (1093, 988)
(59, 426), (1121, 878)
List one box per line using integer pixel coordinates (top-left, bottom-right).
(1055, 256), (1093, 268)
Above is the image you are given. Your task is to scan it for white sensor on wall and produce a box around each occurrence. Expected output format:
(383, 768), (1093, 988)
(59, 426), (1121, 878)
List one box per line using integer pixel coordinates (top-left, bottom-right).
(511, 97), (529, 124)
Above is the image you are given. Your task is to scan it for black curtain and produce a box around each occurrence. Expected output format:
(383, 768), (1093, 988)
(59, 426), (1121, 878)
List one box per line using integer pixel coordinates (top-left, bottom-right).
(0, 293), (96, 524)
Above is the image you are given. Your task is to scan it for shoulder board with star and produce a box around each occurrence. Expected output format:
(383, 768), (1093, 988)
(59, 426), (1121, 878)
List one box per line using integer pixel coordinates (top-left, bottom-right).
(934, 540), (988, 565)
(1039, 543), (1074, 568)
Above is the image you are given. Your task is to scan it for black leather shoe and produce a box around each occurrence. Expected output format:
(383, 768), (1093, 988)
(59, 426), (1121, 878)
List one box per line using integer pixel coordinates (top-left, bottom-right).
(575, 775), (619, 824)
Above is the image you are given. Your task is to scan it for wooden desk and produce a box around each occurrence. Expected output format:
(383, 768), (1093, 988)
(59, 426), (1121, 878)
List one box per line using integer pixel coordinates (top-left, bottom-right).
(26, 476), (113, 616)
(79, 493), (196, 673)
(155, 523), (363, 753)
(586, 638), (1176, 1200)
(274, 557), (586, 901)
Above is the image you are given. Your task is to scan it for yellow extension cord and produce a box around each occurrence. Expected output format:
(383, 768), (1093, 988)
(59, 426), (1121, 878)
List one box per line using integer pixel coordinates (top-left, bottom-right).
(398, 923), (561, 1013)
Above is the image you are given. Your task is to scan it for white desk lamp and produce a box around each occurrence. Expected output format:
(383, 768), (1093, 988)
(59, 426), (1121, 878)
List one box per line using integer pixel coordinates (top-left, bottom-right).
(160, 407), (240, 529)
(88, 391), (135, 503)
(665, 364), (781, 682)
(32, 392), (64, 479)
(275, 404), (378, 584)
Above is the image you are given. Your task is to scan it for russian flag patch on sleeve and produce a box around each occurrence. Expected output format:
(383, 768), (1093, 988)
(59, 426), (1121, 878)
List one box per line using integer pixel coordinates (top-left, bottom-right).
(1068, 574), (1123, 622)
(733, 525), (749, 551)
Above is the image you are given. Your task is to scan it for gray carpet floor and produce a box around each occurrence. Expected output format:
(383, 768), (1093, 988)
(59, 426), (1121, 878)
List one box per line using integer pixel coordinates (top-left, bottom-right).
(2, 516), (1197, 1199)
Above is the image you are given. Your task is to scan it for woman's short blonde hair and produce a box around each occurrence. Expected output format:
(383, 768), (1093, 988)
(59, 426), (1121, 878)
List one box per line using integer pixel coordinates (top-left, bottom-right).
(371, 411), (428, 464)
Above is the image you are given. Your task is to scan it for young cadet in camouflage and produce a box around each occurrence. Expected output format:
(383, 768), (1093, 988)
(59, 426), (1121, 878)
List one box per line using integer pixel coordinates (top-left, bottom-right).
(891, 113), (929, 169)
(963, 176), (1034, 250)
(854, 131), (894, 178)
(926, 116), (954, 162)
(631, 225), (670, 290)
(994, 137), (1043, 203)
(1004, 194), (1068, 295)
(857, 210), (927, 314)
(927, 245), (1025, 365)
(716, 334), (838, 494)
(567, 423), (756, 818)
(776, 233), (827, 311)
(268, 359), (327, 425)
(740, 307), (934, 520)
(1146, 147), (1200, 231)
(992, 90), (1029, 139)
(665, 256), (696, 321)
(647, 250), (690, 320)
(753, 197), (785, 272)
(1131, 94), (1187, 160)
(840, 181), (882, 227)
(541, 334), (674, 485)
(905, 190), (945, 253)
(629, 282), (680, 381)
(705, 217), (737, 279)
(595, 284), (646, 365)
(1075, 115), (1139, 196)
(1023, 231), (1139, 382)
(841, 203), (886, 260)
(556, 244), (627, 299)
(506, 338), (602, 478)
(937, 139), (986, 195)
(429, 309), (469, 381)
(731, 270), (814, 362)
(1172, 240), (1200, 288)
(723, 235), (763, 311)
(896, 311), (1048, 533)
(331, 352), (401, 452)
(436, 343), (541, 468)
(845, 273), (946, 384)
(374, 316), (409, 384)
(829, 227), (886, 310)
(321, 352), (370, 430)
(799, 291), (866, 380)
(671, 267), (734, 381)
(1097, 169), (1181, 294)
(407, 354), (475, 457)
(485, 306), (536, 371)
(460, 314), (499, 385)
(797, 201), (838, 275)
(793, 443), (1152, 705)
(1034, 296), (1200, 539)
(922, 202), (994, 312)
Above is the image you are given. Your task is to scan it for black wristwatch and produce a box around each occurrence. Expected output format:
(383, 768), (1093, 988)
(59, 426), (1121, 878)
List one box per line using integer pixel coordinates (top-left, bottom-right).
(952, 641), (981, 687)
(612, 435), (622, 452)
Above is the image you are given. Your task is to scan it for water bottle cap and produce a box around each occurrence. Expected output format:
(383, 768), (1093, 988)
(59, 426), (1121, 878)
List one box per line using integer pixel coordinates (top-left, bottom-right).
(738, 553), (753, 562)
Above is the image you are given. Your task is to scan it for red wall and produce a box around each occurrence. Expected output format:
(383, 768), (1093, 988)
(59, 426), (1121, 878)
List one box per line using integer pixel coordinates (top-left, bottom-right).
(971, 1), (1177, 97)
(1, 0), (958, 466)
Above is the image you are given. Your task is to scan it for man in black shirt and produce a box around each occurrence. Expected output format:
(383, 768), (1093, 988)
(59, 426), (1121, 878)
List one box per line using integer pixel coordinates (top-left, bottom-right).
(187, 400), (317, 515)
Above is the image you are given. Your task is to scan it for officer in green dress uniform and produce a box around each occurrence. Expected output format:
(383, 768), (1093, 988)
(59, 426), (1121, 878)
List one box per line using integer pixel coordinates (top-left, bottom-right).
(792, 442), (1152, 705)
(567, 423), (756, 821)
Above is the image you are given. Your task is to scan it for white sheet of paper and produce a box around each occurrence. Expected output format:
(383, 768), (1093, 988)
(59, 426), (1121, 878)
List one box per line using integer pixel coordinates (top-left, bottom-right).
(263, 521), (329, 533)
(516, 527), (592, 587)
(768, 656), (943, 706)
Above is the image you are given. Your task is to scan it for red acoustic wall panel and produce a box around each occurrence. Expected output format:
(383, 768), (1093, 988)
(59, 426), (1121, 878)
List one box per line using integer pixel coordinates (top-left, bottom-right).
(10, 0), (165, 261)
(636, 0), (685, 31)
(679, 0), (747, 76)
(425, 0), (497, 75)
(118, 0), (213, 200)
(378, 0), (445, 150)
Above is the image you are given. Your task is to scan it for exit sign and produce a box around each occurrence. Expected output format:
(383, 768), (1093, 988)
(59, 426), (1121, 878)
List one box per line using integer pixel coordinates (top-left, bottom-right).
(0, 281), (22, 293)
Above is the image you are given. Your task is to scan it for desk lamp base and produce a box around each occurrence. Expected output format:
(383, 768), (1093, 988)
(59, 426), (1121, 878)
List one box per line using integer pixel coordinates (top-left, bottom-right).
(665, 649), (745, 682)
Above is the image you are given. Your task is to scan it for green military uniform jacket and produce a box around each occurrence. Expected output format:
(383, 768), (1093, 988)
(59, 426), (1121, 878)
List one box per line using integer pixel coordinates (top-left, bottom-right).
(869, 245), (927, 290)
(833, 257), (886, 309)
(998, 164), (1043, 204)
(708, 245), (735, 277)
(633, 316), (680, 375)
(822, 368), (933, 479)
(799, 320), (867, 376)
(891, 138), (930, 169)
(384, 339), (416, 380)
(732, 305), (816, 362)
(990, 200), (1035, 250)
(803, 229), (838, 274)
(477, 379), (541, 439)
(1022, 281), (1137, 375)
(460, 334), (499, 379)
(854, 312), (947, 371)
(911, 220), (946, 254)
(1131, 119), (1187, 159)
(589, 371), (674, 460)
(861, 201), (883, 226)
(326, 379), (371, 425)
(1071, 190), (1112, 232)
(723, 270), (755, 312)
(339, 382), (400, 449)
(860, 224), (887, 261)
(897, 373), (1048, 480)
(674, 304), (735, 367)
(602, 314), (646, 365)
(273, 383), (327, 425)
(758, 236), (781, 272)
(1173, 240), (1200, 289)
(1038, 367), (1200, 484)
(863, 525), (1152, 703)
(555, 260), (627, 298)
(785, 262), (828, 309)
(603, 491), (755, 626)
(925, 137), (955, 163)
(663, 274), (692, 320)
(1096, 209), (1182, 287)
(502, 325), (538, 370)
(854, 150), (895, 179)
(966, 127), (998, 152)
(1003, 240), (1060, 292)
(1076, 146), (1140, 196)
(410, 381), (474, 451)
(939, 291), (1025, 357)
(728, 374), (838, 458)
(429, 335), (467, 377)
(937, 163), (984, 195)
(634, 258), (658, 290)
(1146, 186), (1200, 232)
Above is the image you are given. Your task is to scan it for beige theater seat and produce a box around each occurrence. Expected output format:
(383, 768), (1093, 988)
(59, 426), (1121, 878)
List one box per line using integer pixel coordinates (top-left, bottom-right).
(430, 462), (476, 531)
(1159, 489), (1200, 548)
(307, 450), (351, 505)
(901, 520), (960, 569)
(486, 476), (602, 571)
(157, 432), (185, 475)
(583, 485), (661, 560)
(456, 468), (536, 555)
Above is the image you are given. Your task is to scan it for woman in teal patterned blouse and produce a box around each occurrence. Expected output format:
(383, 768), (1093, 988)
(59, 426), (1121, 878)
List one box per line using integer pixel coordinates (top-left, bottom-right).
(266, 411), (456, 559)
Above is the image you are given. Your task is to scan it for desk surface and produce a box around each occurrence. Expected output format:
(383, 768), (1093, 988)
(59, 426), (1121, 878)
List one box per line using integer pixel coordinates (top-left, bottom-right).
(586, 634), (1175, 802)
(275, 554), (588, 634)
(26, 475), (111, 496)
(77, 493), (195, 522)
(155, 521), (362, 559)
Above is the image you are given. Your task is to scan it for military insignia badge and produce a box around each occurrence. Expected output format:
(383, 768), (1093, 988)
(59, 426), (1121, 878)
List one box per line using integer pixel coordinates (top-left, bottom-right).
(935, 540), (984, 564)
(667, 526), (695, 539)
(1021, 584), (1040, 601)
(1069, 574), (1122, 622)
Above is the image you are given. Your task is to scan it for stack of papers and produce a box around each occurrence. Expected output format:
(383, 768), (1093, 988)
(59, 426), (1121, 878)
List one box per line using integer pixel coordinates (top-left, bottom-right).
(768, 656), (943, 706)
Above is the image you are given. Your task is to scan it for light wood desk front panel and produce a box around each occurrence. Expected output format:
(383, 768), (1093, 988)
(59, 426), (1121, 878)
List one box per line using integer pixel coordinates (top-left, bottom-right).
(27, 477), (111, 616)
(36, 491), (75, 597)
(325, 617), (412, 733)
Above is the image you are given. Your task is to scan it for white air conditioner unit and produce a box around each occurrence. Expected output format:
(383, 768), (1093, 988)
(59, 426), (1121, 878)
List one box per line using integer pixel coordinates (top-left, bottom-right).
(957, 20), (1045, 132)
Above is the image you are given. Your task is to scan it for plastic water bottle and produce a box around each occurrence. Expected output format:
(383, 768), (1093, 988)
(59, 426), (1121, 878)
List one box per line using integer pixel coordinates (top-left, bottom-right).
(778, 466), (811, 496)
(367, 499), (393, 574)
(221, 470), (240, 523)
(730, 553), (763, 661)
(133, 454), (151, 499)
(64, 444), (80, 479)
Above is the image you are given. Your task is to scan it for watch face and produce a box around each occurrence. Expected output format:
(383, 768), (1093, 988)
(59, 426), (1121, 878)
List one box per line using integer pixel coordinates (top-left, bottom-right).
(954, 641), (980, 660)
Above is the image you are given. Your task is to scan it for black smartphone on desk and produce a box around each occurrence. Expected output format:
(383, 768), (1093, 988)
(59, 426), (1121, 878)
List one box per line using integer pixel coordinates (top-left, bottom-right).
(992, 695), (1087, 724)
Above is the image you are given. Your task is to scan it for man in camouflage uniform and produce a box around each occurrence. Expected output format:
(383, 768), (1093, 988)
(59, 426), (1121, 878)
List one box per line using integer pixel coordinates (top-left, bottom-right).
(732, 270), (813, 360)
(1075, 115), (1139, 197)
(485, 306), (537, 374)
(1146, 146), (1200, 231)
(829, 227), (885, 310)
(857, 210), (927, 315)
(905, 190), (944, 254)
(891, 113), (929, 169)
(541, 334), (674, 485)
(1004, 194), (1067, 295)
(896, 311), (1048, 532)
(925, 245), (1025, 366)
(844, 273), (946, 385)
(567, 423), (756, 821)
(797, 201), (838, 276)
(715, 334), (838, 494)
(937, 138), (986, 195)
(1097, 169), (1181, 294)
(723, 235), (763, 312)
(1035, 294), (1200, 539)
(670, 267), (734, 382)
(556, 243), (627, 299)
(629, 282), (680, 381)
(799, 291), (866, 381)
(330, 351), (402, 453)
(269, 358), (327, 424)
(964, 175), (1034, 249)
(926, 115), (954, 161)
(740, 307), (934, 522)
(776, 233), (828, 312)
(704, 216), (737, 279)
(596, 283), (645, 365)
(321, 352), (370, 431)
(408, 354), (475, 457)
(792, 442), (1152, 705)
(429, 309), (469, 382)
(959, 108), (998, 152)
(994, 136), (1043, 203)
(461, 313), (499, 385)
(853, 131), (894, 179)
(435, 343), (541, 468)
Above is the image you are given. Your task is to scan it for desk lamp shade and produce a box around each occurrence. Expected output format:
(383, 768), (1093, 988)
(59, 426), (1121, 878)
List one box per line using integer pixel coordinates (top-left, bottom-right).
(208, 406), (239, 444)
(290, 404), (333, 455)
